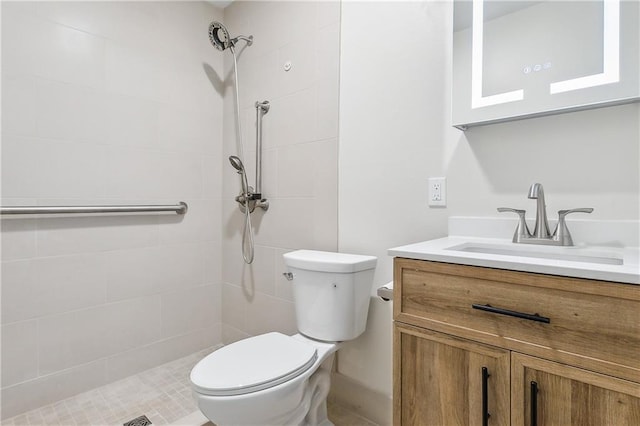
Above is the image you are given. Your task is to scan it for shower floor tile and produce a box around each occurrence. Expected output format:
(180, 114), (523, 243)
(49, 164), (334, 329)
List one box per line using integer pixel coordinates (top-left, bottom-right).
(2, 348), (379, 426)
(2, 348), (211, 426)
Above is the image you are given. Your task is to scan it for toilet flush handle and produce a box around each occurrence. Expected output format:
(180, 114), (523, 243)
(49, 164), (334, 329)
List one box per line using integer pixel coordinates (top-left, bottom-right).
(283, 272), (294, 281)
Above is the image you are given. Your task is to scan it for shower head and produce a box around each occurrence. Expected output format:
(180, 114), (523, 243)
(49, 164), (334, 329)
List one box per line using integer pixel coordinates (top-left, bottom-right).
(209, 21), (253, 51)
(209, 21), (230, 51)
(229, 155), (250, 197)
(229, 155), (245, 172)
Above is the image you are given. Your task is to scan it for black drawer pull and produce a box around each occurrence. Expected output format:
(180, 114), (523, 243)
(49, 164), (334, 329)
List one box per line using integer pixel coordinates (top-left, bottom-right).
(531, 381), (539, 426)
(472, 304), (550, 324)
(482, 367), (490, 426)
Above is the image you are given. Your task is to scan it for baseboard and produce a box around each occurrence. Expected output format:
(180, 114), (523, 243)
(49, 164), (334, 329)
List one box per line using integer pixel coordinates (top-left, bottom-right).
(328, 372), (392, 426)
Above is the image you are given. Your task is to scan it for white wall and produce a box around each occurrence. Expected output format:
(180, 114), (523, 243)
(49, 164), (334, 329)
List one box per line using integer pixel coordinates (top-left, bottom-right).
(220, 1), (341, 343)
(338, 0), (639, 416)
(1, 1), (225, 418)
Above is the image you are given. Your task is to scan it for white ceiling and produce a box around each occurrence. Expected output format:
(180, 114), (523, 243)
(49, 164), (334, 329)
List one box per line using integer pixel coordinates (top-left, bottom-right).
(207, 0), (233, 9)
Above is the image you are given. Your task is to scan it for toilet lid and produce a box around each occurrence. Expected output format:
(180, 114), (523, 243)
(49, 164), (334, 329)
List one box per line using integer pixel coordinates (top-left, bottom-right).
(190, 332), (318, 396)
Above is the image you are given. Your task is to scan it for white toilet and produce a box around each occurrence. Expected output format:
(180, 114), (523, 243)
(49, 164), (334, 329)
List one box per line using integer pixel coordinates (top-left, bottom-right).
(190, 250), (377, 426)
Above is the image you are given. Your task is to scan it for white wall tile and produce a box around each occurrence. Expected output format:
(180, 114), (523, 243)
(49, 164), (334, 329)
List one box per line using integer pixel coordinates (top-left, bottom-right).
(1, 216), (37, 261)
(242, 51), (281, 111)
(104, 247), (160, 303)
(202, 240), (223, 285)
(1, 1), (224, 416)
(105, 325), (220, 382)
(102, 296), (162, 356)
(221, 281), (247, 332)
(268, 89), (316, 147)
(253, 198), (316, 249)
(277, 142), (318, 197)
(315, 1), (341, 29)
(158, 199), (220, 244)
(36, 215), (159, 257)
(1, 75), (37, 136)
(152, 243), (206, 293)
(105, 41), (174, 102)
(0, 359), (107, 420)
(157, 103), (218, 155)
(222, 244), (276, 295)
(34, 1), (157, 53)
(277, 39), (318, 97)
(221, 324), (250, 345)
(1, 10), (105, 88)
(103, 148), (203, 199)
(104, 93), (159, 149)
(0, 1), (36, 17)
(315, 77), (340, 141)
(202, 155), (223, 199)
(315, 21), (341, 80)
(222, 0), (340, 343)
(1, 320), (39, 387)
(1, 254), (107, 324)
(166, 65), (224, 113)
(35, 79), (109, 144)
(161, 285), (219, 338)
(246, 1), (291, 58)
(275, 248), (295, 302)
(245, 292), (297, 337)
(38, 297), (161, 375)
(1, 135), (107, 199)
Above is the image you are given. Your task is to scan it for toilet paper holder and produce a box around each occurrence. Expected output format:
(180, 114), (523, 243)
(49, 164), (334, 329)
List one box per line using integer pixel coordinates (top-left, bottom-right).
(377, 281), (393, 301)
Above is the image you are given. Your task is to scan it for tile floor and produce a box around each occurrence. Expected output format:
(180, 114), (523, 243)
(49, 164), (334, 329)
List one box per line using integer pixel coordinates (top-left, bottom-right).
(2, 348), (378, 426)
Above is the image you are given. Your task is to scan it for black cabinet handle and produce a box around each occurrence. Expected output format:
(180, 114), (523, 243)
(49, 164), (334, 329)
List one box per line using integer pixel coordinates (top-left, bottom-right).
(472, 304), (550, 324)
(482, 367), (491, 426)
(530, 381), (538, 426)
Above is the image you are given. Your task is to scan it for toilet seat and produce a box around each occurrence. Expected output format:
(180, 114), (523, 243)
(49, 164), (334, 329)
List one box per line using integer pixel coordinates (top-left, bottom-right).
(190, 332), (318, 397)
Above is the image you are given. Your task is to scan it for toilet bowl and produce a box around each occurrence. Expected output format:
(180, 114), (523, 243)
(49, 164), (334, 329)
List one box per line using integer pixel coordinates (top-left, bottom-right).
(190, 250), (377, 426)
(191, 333), (339, 426)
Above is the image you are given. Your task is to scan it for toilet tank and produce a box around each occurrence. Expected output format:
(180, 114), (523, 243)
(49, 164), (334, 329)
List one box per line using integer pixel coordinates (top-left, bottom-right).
(283, 250), (377, 342)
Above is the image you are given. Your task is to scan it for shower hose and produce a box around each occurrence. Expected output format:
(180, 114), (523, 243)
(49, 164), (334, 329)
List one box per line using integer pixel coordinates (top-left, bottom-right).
(231, 46), (254, 264)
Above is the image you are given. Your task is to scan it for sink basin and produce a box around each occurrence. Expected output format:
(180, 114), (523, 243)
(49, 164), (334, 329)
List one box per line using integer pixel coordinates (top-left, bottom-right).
(445, 242), (624, 265)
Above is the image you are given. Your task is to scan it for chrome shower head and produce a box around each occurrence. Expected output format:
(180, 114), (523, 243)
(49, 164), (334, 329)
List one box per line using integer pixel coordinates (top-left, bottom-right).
(229, 155), (245, 172)
(209, 21), (231, 51)
(208, 21), (253, 51)
(229, 155), (250, 197)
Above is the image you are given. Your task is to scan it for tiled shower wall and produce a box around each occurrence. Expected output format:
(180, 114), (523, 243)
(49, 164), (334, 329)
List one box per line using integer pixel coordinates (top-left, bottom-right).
(1, 1), (224, 419)
(220, 1), (341, 343)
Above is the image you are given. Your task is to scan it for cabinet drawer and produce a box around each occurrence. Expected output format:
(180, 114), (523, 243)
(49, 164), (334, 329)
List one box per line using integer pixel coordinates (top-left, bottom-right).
(394, 258), (640, 382)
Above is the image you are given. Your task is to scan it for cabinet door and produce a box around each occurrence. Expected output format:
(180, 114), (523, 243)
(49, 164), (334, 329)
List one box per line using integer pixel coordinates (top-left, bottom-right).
(394, 324), (510, 426)
(512, 353), (640, 426)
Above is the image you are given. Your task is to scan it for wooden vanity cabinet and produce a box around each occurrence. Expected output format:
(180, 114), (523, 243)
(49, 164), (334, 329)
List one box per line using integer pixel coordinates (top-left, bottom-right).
(396, 324), (510, 426)
(393, 258), (640, 426)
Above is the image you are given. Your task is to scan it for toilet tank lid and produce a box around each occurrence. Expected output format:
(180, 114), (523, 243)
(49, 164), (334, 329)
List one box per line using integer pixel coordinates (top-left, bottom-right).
(284, 250), (377, 273)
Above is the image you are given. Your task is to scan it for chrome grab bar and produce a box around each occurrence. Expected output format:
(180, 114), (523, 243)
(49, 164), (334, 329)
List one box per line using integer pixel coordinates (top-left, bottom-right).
(255, 100), (270, 198)
(0, 202), (188, 216)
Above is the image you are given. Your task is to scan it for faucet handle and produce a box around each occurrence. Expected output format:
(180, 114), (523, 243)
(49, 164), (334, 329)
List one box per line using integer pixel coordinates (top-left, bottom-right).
(554, 208), (594, 246)
(498, 207), (525, 214)
(497, 207), (531, 243)
(557, 208), (594, 218)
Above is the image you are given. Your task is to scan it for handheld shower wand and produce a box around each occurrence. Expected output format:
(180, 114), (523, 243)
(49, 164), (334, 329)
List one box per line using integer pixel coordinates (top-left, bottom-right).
(228, 156), (254, 264)
(229, 155), (249, 197)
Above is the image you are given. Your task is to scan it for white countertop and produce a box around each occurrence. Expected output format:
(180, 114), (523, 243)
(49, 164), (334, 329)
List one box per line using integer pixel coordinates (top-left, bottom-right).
(388, 236), (640, 284)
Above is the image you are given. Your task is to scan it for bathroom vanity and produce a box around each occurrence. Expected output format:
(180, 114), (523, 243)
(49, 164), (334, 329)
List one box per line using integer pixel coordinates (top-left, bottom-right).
(389, 229), (640, 425)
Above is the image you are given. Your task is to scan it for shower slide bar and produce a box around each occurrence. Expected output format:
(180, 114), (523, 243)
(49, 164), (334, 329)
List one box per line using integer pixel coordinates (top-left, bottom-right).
(0, 202), (188, 216)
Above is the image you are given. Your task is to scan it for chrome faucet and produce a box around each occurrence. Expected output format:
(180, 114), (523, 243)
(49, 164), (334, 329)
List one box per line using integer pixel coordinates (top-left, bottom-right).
(498, 183), (593, 246)
(528, 183), (551, 239)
